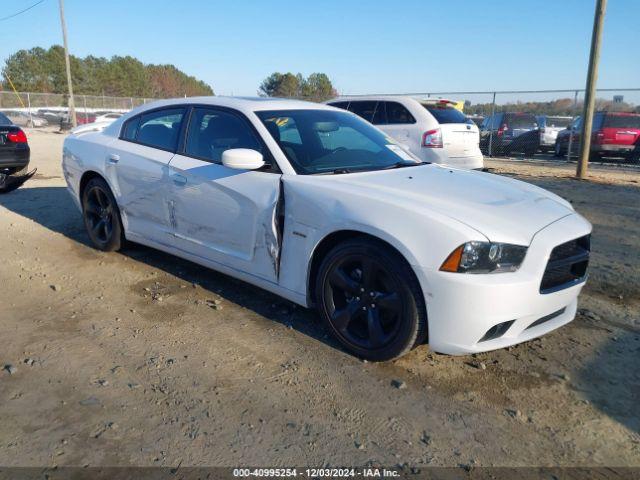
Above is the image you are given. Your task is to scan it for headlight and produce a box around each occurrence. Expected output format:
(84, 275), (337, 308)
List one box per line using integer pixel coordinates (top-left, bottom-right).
(440, 241), (528, 273)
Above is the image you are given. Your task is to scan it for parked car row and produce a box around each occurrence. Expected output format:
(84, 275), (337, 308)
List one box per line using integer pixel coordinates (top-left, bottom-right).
(0, 108), (124, 130)
(476, 110), (640, 162)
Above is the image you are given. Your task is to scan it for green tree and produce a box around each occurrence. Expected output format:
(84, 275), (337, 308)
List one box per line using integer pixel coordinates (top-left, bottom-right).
(1, 45), (213, 98)
(301, 73), (337, 102)
(259, 72), (337, 101)
(259, 72), (301, 98)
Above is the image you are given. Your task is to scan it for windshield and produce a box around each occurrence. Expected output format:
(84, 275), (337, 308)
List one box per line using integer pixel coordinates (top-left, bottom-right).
(505, 113), (537, 129)
(256, 109), (424, 174)
(0, 112), (12, 126)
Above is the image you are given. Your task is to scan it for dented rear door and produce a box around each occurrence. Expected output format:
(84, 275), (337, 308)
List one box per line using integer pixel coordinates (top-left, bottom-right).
(167, 153), (282, 283)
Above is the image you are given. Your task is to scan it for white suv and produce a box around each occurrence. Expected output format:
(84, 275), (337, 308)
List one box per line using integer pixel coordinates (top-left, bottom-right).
(327, 96), (483, 170)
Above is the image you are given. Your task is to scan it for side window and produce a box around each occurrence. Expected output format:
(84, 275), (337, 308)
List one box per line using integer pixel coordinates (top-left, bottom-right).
(371, 102), (387, 125)
(385, 102), (416, 124)
(136, 108), (185, 151)
(328, 102), (350, 111)
(348, 101), (377, 123)
(122, 116), (140, 141)
(184, 108), (262, 163)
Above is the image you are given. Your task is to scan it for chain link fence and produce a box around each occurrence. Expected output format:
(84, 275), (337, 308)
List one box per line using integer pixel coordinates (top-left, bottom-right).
(1, 88), (639, 165)
(0, 91), (155, 129)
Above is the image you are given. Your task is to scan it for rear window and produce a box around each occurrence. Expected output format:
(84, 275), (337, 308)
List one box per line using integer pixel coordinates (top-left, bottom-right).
(603, 114), (640, 129)
(0, 112), (12, 126)
(423, 105), (471, 124)
(505, 114), (537, 129)
(126, 108), (185, 151)
(545, 117), (573, 128)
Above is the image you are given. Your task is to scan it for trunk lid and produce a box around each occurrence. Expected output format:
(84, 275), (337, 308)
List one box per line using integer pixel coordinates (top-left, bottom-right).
(421, 102), (480, 158)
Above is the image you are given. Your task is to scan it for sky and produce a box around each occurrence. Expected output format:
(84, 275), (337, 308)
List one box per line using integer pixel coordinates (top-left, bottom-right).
(0, 0), (638, 103)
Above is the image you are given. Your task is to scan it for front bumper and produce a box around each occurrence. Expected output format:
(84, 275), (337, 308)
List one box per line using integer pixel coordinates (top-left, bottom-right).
(416, 213), (592, 355)
(427, 150), (484, 170)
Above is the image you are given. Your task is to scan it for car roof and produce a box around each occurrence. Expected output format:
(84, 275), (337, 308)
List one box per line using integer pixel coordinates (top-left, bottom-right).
(130, 96), (335, 114)
(327, 95), (425, 104)
(102, 96), (340, 138)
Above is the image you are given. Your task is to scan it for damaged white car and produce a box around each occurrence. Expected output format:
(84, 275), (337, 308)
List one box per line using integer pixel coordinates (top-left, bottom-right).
(62, 97), (591, 361)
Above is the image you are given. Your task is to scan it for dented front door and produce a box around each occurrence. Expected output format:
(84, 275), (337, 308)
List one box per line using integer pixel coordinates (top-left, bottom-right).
(167, 154), (282, 283)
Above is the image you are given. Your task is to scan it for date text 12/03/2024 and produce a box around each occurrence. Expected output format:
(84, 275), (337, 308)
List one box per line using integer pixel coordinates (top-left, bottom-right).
(232, 468), (401, 477)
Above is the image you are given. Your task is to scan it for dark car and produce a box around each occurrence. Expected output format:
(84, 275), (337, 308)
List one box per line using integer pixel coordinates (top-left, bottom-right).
(480, 112), (539, 156)
(0, 112), (30, 176)
(554, 111), (640, 161)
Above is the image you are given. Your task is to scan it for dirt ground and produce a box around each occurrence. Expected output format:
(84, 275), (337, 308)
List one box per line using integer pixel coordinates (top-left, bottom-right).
(1, 129), (639, 468)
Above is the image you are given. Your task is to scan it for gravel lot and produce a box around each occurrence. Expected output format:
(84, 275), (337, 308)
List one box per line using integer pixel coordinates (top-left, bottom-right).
(1, 129), (639, 468)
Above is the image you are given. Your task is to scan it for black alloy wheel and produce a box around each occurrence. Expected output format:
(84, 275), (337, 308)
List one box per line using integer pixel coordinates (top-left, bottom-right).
(82, 177), (124, 251)
(316, 238), (427, 361)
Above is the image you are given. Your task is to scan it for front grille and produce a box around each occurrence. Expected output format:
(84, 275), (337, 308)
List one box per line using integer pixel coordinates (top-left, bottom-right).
(540, 235), (590, 294)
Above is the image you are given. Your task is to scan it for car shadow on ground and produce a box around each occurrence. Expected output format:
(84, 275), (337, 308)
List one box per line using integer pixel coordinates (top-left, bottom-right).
(0, 185), (345, 355)
(576, 325), (640, 435)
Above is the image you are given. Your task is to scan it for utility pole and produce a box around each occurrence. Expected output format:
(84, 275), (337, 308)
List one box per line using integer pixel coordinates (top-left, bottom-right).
(576, 0), (607, 179)
(59, 0), (77, 127)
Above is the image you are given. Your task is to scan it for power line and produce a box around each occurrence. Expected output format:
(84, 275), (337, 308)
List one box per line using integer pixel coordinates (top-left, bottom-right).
(0, 0), (46, 22)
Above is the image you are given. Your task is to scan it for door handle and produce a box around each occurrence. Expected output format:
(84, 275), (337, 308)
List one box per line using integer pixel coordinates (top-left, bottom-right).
(108, 153), (120, 164)
(172, 174), (187, 186)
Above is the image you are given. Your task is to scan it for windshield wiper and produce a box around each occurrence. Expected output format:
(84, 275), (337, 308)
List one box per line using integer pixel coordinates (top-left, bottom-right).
(382, 161), (428, 170)
(314, 168), (352, 175)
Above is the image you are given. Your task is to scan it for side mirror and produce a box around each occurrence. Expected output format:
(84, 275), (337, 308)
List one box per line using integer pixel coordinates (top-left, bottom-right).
(221, 149), (265, 170)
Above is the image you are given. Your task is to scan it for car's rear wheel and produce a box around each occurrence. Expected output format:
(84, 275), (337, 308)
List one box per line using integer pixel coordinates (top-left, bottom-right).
(315, 238), (427, 361)
(82, 177), (124, 251)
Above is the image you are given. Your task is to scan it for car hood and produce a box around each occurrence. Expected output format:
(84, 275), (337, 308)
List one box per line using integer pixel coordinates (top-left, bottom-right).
(328, 164), (574, 245)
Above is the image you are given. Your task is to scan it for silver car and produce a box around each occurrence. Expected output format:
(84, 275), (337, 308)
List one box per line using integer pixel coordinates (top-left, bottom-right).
(538, 115), (573, 152)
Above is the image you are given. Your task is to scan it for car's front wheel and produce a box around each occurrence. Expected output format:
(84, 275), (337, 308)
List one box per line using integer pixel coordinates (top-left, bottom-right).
(315, 238), (427, 361)
(82, 177), (124, 251)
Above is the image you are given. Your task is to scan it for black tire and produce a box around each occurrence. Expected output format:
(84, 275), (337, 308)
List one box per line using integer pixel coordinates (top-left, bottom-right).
(590, 152), (603, 162)
(81, 177), (124, 251)
(315, 238), (427, 361)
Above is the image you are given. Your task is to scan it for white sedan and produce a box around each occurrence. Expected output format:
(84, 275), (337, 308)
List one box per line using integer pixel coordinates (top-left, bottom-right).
(62, 97), (591, 361)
